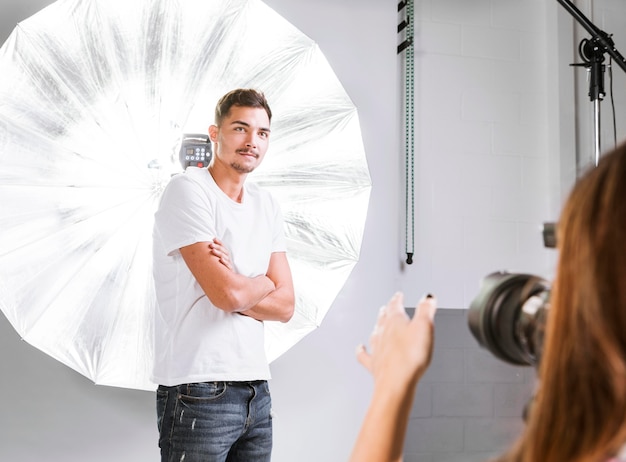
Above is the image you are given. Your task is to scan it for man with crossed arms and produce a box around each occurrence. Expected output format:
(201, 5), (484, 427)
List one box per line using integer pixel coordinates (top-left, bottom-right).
(152, 88), (295, 461)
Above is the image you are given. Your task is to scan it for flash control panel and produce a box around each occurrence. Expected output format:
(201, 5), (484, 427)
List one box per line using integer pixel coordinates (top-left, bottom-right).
(179, 134), (213, 169)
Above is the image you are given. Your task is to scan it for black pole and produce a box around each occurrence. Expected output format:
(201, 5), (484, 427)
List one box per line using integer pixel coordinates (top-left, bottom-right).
(557, 0), (626, 74)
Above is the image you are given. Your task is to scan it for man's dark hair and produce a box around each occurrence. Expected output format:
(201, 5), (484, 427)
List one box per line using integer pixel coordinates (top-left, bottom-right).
(214, 88), (272, 126)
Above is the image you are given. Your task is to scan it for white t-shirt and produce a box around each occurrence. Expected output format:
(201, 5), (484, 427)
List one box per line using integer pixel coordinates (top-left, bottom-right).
(151, 167), (286, 386)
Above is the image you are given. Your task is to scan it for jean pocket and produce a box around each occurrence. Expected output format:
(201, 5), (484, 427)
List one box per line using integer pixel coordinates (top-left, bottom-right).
(178, 381), (227, 403)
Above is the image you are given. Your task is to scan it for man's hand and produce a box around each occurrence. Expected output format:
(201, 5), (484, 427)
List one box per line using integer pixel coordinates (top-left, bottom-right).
(208, 238), (233, 271)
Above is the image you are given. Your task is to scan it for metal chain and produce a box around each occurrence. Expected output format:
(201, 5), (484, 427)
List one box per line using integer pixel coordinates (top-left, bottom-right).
(403, 0), (415, 264)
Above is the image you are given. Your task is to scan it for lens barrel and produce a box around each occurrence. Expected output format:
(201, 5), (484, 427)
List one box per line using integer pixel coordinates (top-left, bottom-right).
(467, 271), (550, 367)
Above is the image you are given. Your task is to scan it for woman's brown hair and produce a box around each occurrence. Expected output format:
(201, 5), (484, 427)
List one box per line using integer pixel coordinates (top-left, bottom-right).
(500, 143), (626, 462)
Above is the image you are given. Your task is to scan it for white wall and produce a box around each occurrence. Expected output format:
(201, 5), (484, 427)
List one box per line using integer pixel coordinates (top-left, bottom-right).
(397, 0), (563, 310)
(1, 0), (625, 461)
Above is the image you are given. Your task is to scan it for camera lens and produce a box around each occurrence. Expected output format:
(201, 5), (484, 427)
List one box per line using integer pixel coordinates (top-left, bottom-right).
(467, 271), (550, 367)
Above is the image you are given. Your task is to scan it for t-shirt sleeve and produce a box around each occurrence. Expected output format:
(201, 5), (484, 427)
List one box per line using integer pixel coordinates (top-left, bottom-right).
(154, 175), (215, 256)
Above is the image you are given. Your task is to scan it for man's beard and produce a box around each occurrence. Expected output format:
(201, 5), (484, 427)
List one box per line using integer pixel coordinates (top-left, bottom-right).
(230, 149), (259, 174)
(230, 161), (255, 174)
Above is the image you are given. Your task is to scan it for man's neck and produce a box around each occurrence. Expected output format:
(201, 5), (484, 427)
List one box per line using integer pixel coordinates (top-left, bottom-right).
(208, 163), (246, 203)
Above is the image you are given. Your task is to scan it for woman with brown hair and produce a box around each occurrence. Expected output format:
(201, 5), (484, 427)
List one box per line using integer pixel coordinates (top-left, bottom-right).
(351, 143), (626, 462)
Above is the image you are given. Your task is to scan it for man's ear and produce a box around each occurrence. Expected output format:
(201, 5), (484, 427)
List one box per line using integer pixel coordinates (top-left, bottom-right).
(208, 125), (218, 143)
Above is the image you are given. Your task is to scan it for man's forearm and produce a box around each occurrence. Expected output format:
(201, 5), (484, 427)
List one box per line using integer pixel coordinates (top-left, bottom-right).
(185, 241), (294, 320)
(241, 284), (294, 322)
(211, 272), (276, 313)
(239, 251), (294, 322)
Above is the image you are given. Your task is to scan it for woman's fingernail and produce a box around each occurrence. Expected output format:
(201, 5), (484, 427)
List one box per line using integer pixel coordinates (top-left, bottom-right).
(419, 293), (437, 320)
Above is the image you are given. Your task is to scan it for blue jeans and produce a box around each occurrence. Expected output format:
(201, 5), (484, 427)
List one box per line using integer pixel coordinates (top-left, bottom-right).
(156, 381), (273, 462)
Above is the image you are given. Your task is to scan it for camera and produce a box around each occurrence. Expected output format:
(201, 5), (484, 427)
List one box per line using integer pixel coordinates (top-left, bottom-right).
(467, 271), (550, 367)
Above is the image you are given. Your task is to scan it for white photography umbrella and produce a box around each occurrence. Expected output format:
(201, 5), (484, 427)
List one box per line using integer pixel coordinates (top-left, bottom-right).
(0, 0), (371, 390)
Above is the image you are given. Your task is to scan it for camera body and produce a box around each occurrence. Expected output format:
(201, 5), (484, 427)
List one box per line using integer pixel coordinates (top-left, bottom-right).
(467, 271), (550, 367)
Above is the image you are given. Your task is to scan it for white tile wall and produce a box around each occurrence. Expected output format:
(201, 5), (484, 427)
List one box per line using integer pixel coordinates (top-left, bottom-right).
(398, 0), (558, 308)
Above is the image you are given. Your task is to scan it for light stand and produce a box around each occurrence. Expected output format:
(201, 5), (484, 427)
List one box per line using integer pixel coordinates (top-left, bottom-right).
(557, 0), (626, 165)
(543, 1), (626, 248)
